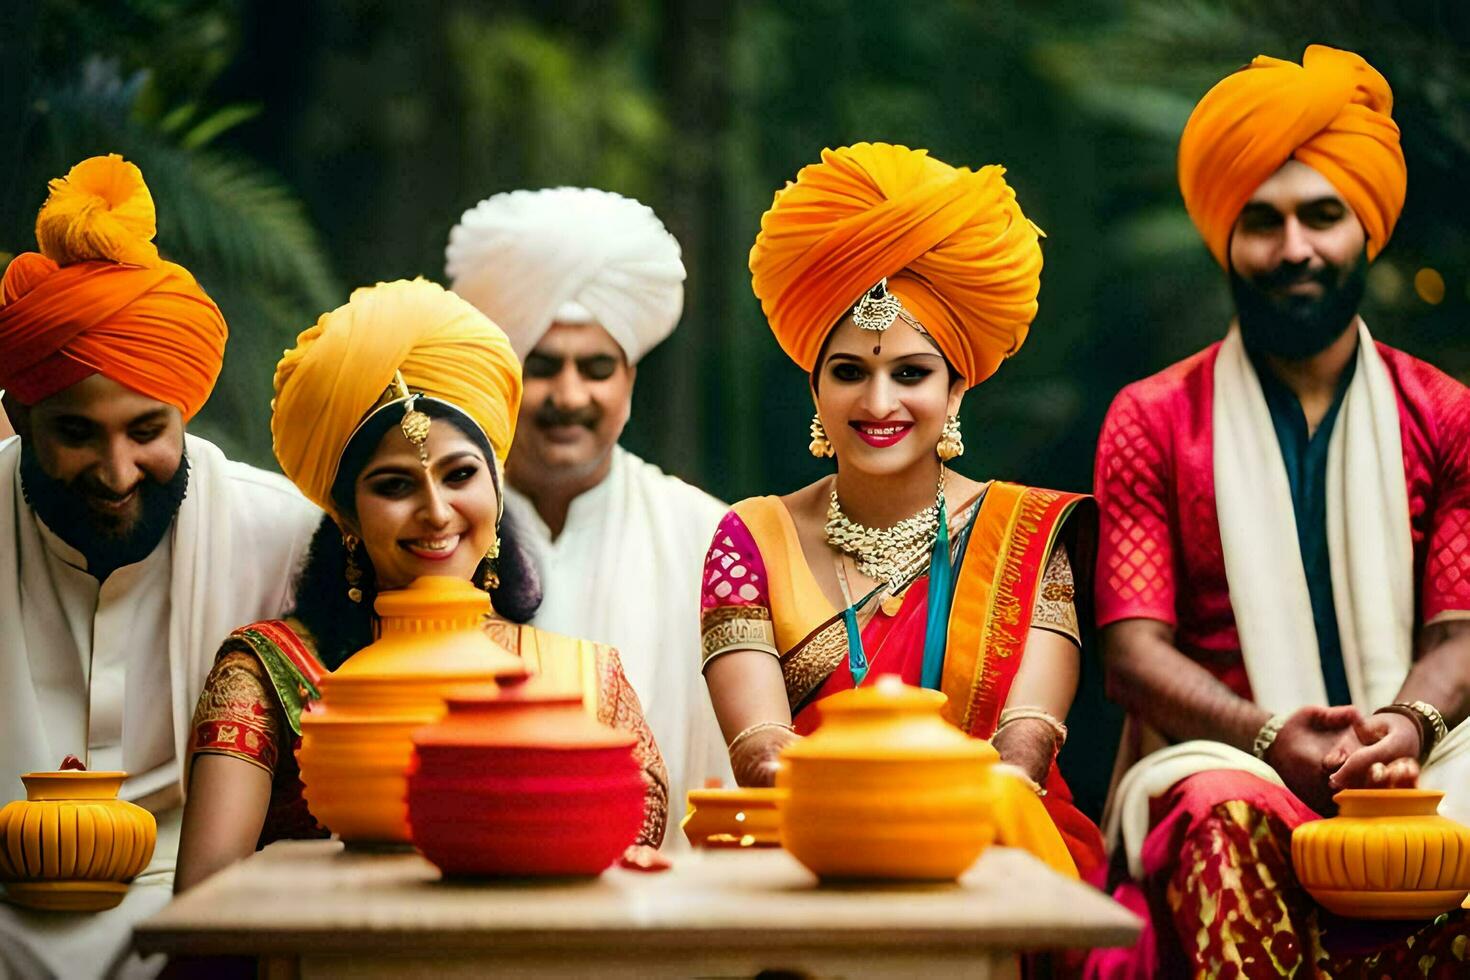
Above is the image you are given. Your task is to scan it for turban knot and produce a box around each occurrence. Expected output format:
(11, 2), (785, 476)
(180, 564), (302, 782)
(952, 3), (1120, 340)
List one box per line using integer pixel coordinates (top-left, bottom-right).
(1179, 44), (1406, 267)
(0, 154), (227, 420)
(446, 187), (685, 364)
(271, 279), (522, 520)
(748, 142), (1042, 388)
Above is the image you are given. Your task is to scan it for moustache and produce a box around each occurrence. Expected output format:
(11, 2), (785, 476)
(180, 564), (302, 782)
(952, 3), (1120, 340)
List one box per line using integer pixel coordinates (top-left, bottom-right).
(78, 479), (139, 503)
(1254, 261), (1333, 294)
(533, 402), (601, 430)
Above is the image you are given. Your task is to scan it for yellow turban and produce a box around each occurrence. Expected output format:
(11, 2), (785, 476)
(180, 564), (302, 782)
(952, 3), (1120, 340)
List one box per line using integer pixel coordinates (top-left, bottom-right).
(748, 142), (1042, 388)
(1179, 45), (1406, 268)
(0, 155), (227, 420)
(271, 279), (522, 519)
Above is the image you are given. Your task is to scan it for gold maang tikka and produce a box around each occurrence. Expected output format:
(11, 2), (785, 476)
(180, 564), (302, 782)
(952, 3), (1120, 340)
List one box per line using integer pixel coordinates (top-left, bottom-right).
(392, 372), (432, 467)
(851, 278), (924, 356)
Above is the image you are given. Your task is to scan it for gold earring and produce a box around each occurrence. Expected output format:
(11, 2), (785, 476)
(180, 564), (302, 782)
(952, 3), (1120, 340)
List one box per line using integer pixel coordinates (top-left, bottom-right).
(343, 533), (364, 603)
(809, 413), (834, 458)
(480, 530), (501, 591)
(937, 414), (964, 461)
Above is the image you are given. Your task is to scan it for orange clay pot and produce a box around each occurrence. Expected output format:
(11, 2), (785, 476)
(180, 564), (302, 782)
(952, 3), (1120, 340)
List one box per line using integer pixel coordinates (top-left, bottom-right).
(1292, 788), (1470, 919)
(297, 576), (524, 843)
(777, 675), (999, 880)
(0, 770), (157, 911)
(682, 788), (783, 849)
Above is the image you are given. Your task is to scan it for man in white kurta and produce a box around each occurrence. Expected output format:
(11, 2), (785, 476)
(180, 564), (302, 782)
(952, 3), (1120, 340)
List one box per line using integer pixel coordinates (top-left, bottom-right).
(0, 154), (320, 979)
(448, 188), (733, 831)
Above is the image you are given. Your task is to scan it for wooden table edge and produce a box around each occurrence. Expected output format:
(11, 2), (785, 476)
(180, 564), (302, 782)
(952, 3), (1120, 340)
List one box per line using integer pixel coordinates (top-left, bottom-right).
(136, 922), (1141, 957)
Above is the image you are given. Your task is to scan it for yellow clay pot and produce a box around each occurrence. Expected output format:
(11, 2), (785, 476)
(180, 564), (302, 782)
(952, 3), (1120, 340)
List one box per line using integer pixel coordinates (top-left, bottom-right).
(777, 675), (999, 881)
(0, 770), (156, 912)
(1292, 788), (1470, 919)
(682, 787), (783, 849)
(297, 576), (523, 843)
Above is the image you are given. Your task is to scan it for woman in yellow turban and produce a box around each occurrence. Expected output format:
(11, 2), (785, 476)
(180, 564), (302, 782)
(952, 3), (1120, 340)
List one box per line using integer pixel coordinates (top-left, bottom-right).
(173, 280), (667, 890)
(704, 143), (1103, 878)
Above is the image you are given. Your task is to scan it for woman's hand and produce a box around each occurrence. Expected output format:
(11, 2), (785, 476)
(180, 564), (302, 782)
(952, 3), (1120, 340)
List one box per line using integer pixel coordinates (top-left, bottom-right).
(991, 717), (1057, 786)
(730, 724), (800, 787)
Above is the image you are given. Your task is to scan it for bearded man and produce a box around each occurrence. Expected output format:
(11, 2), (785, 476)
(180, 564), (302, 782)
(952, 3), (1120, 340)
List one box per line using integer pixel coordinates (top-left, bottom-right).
(447, 188), (732, 832)
(1088, 46), (1470, 977)
(0, 156), (319, 979)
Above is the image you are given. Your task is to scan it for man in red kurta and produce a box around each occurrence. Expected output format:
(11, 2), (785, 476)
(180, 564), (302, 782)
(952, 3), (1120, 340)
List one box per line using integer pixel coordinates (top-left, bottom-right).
(1089, 46), (1470, 978)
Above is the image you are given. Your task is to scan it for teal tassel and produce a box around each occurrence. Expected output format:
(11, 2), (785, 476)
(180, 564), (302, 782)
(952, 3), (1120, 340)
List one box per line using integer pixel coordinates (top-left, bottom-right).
(843, 604), (869, 686)
(919, 494), (952, 691)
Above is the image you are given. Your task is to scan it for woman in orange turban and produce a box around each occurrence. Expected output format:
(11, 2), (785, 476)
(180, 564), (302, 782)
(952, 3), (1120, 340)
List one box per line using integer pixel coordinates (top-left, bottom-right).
(700, 142), (1104, 877)
(175, 280), (668, 890)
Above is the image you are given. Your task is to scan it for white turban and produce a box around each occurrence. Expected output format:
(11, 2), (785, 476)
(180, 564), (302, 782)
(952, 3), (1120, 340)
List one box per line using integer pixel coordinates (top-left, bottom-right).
(446, 187), (686, 364)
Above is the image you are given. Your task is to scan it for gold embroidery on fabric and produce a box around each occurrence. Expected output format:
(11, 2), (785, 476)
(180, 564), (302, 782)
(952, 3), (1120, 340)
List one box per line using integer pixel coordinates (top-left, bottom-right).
(1031, 545), (1080, 643)
(701, 605), (777, 662)
(964, 488), (1062, 733)
(780, 618), (848, 706)
(592, 645), (670, 848)
(190, 651), (282, 773)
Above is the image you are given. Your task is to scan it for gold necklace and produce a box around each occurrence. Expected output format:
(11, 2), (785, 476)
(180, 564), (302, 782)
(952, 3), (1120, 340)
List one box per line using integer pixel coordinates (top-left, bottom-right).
(825, 468), (946, 588)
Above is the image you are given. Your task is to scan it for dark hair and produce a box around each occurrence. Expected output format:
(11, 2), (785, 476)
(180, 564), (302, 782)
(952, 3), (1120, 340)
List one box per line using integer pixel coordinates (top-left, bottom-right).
(290, 402), (542, 669)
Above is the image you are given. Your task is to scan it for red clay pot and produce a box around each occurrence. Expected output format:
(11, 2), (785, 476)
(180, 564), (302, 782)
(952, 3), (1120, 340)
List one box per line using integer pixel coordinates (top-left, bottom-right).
(407, 678), (645, 876)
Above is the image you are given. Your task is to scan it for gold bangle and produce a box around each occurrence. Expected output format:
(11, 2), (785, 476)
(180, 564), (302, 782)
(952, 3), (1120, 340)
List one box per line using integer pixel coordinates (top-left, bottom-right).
(996, 707), (1068, 749)
(1253, 713), (1288, 761)
(1374, 701), (1449, 761)
(728, 721), (796, 755)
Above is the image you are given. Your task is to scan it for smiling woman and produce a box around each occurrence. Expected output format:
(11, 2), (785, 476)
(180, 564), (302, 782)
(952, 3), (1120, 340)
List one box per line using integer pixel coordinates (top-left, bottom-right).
(702, 143), (1106, 880)
(172, 280), (670, 892)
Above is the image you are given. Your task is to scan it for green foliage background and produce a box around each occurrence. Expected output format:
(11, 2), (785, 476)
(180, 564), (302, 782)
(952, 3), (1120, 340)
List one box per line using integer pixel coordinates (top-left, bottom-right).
(4, 0), (1467, 814)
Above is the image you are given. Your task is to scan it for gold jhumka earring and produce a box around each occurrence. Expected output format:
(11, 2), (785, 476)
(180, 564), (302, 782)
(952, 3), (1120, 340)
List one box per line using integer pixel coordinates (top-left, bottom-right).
(480, 533), (501, 591)
(342, 532), (364, 603)
(937, 414), (964, 461)
(809, 413), (834, 458)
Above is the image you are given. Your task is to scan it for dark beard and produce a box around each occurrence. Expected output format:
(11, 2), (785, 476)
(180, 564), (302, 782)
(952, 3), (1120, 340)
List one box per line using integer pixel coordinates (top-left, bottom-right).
(20, 441), (191, 581)
(1231, 256), (1367, 361)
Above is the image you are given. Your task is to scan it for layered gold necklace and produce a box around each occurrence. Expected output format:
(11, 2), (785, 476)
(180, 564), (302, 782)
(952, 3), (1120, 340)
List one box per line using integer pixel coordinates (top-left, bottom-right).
(824, 468), (947, 588)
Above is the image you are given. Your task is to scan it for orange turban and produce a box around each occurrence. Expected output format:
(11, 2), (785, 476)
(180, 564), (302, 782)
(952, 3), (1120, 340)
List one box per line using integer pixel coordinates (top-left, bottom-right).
(1179, 45), (1406, 268)
(0, 155), (227, 419)
(748, 142), (1042, 388)
(271, 279), (522, 520)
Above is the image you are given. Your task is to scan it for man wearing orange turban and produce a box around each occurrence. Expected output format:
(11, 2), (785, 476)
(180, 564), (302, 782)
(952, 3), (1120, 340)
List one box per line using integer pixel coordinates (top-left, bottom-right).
(0, 156), (320, 979)
(709, 143), (1104, 879)
(1091, 47), (1470, 976)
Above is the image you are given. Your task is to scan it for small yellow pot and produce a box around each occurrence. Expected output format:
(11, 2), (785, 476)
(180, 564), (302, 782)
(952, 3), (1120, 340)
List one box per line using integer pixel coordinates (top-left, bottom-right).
(682, 787), (783, 849)
(1292, 788), (1470, 919)
(777, 676), (998, 881)
(0, 771), (157, 912)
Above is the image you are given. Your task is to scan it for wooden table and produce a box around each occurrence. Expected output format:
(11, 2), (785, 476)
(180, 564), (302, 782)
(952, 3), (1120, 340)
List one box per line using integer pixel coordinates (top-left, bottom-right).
(136, 840), (1138, 978)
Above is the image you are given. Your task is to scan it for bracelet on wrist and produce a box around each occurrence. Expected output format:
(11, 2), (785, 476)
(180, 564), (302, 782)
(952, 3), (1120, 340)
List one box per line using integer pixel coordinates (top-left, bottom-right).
(996, 707), (1068, 749)
(1252, 713), (1289, 761)
(728, 720), (796, 756)
(1373, 701), (1448, 762)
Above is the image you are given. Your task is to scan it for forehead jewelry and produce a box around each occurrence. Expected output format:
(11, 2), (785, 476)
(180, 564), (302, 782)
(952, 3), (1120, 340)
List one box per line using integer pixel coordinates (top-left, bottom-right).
(392, 372), (432, 467)
(851, 278), (928, 356)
